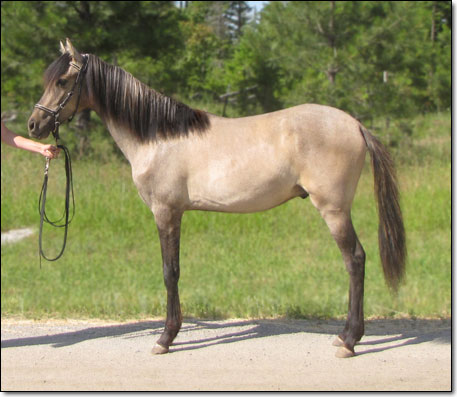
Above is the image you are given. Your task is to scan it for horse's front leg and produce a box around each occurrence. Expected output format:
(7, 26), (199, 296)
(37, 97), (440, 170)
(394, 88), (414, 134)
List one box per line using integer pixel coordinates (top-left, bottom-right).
(152, 208), (183, 355)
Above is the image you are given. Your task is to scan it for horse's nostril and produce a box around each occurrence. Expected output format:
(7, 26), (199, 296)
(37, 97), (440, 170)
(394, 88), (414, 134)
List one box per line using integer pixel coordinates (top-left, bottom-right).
(29, 120), (35, 133)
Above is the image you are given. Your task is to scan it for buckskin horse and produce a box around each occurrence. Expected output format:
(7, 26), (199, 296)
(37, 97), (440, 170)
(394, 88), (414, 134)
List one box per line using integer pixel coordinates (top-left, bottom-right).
(28, 39), (406, 358)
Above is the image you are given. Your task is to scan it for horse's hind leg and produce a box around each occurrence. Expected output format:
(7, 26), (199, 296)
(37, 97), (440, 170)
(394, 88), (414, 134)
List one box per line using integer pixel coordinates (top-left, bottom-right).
(151, 208), (183, 354)
(316, 206), (366, 358)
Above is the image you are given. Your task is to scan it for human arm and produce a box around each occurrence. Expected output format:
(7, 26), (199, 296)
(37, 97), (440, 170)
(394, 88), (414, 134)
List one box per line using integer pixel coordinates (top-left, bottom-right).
(1, 121), (60, 159)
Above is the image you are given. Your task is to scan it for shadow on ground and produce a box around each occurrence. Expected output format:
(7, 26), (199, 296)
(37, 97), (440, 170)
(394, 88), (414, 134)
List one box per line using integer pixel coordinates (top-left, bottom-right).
(1, 318), (450, 356)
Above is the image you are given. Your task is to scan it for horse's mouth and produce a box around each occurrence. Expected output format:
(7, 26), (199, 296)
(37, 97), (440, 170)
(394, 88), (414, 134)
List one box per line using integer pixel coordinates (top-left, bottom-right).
(29, 128), (51, 140)
(28, 118), (53, 140)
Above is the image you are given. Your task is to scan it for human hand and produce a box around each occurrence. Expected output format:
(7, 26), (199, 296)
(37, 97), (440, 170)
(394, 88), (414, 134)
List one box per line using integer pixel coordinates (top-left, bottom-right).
(40, 144), (60, 159)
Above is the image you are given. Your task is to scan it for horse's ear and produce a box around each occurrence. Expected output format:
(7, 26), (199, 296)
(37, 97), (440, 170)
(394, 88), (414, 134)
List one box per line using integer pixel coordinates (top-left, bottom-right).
(59, 40), (66, 55)
(65, 38), (83, 64)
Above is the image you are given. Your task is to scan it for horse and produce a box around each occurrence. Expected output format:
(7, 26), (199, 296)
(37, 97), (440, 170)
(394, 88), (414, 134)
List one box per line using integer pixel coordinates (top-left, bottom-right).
(28, 38), (406, 358)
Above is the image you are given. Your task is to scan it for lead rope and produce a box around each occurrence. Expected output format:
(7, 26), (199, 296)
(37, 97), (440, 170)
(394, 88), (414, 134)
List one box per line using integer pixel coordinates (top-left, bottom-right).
(36, 55), (87, 267)
(38, 127), (75, 267)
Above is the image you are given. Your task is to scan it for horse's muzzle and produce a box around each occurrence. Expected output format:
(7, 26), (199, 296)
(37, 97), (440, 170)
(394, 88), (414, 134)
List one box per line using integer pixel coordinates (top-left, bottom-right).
(28, 116), (52, 139)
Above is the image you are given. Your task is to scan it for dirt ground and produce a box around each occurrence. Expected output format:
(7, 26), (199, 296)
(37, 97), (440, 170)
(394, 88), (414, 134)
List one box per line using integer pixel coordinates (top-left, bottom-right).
(0, 317), (451, 391)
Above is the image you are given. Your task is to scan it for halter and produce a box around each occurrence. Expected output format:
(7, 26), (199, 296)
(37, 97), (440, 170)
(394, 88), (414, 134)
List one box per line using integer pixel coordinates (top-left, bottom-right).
(35, 54), (88, 265)
(34, 54), (89, 141)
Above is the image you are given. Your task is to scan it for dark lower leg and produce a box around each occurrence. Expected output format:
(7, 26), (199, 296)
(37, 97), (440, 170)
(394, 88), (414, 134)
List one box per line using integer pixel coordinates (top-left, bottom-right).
(338, 239), (365, 353)
(157, 285), (182, 348)
(321, 210), (365, 356)
(153, 211), (183, 353)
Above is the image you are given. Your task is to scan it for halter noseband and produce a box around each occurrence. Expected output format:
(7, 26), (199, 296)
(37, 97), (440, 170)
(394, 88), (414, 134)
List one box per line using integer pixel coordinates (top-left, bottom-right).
(35, 54), (89, 141)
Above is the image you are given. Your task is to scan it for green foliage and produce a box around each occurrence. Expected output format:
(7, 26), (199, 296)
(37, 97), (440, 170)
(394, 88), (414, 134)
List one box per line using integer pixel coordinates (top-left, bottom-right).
(224, 1), (451, 118)
(1, 1), (184, 109)
(225, 1), (252, 41)
(2, 1), (450, 137)
(178, 14), (226, 94)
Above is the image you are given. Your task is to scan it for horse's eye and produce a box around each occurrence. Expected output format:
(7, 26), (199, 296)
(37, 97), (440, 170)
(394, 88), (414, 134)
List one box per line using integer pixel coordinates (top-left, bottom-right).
(56, 79), (67, 87)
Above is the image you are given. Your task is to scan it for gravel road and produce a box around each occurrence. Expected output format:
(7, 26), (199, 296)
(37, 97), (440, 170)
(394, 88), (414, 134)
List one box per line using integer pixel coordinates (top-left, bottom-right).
(1, 317), (451, 391)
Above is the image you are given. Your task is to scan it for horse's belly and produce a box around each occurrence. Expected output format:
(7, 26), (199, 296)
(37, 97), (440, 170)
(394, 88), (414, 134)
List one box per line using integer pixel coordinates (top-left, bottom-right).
(187, 174), (301, 213)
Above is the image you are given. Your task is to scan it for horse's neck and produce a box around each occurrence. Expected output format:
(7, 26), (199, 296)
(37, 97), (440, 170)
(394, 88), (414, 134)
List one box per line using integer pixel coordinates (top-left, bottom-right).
(103, 117), (144, 164)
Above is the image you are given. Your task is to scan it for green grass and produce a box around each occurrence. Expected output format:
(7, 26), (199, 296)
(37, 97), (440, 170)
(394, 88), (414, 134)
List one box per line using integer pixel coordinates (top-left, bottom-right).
(1, 111), (451, 320)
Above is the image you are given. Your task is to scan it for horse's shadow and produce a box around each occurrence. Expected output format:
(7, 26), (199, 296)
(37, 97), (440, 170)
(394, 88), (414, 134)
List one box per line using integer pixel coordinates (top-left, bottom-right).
(1, 318), (450, 356)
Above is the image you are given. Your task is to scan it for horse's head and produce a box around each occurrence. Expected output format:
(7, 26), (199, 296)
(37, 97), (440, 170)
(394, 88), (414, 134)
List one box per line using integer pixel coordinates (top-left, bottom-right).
(28, 38), (89, 139)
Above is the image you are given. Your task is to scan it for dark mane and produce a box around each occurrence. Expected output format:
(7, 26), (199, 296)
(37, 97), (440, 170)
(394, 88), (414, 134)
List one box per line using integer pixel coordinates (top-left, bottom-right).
(85, 54), (210, 141)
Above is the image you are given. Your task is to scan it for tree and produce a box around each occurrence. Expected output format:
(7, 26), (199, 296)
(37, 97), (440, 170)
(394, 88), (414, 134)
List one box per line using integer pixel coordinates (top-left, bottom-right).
(222, 1), (451, 119)
(176, 1), (255, 100)
(225, 1), (252, 41)
(2, 1), (187, 106)
(2, 0), (450, 133)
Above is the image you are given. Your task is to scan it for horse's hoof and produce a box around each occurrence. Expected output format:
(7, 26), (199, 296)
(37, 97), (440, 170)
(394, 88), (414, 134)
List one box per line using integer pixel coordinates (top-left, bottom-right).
(335, 346), (355, 358)
(151, 343), (169, 355)
(332, 336), (345, 347)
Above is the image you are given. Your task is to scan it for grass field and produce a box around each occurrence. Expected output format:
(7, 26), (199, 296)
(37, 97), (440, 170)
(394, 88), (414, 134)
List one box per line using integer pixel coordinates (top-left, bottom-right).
(1, 111), (451, 320)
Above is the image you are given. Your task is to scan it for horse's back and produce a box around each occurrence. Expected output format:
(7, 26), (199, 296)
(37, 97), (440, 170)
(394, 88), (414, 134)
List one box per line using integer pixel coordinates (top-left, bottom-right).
(215, 103), (366, 156)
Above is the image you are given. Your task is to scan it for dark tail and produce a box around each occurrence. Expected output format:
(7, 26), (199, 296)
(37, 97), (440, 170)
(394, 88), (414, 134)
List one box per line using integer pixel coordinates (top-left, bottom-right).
(359, 125), (406, 291)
